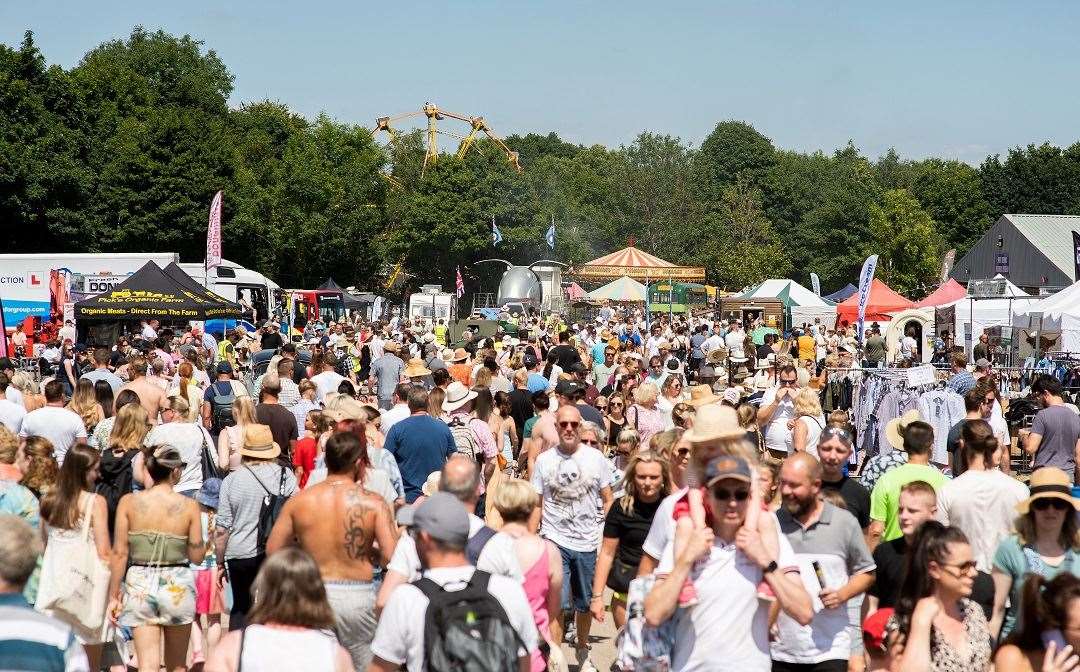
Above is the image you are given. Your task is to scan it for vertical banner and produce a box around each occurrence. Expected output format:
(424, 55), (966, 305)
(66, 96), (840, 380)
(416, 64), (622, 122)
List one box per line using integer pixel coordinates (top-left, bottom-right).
(1073, 231), (1080, 281)
(0, 297), (8, 357)
(455, 266), (464, 298)
(545, 215), (555, 250)
(206, 191), (223, 272)
(856, 254), (879, 344)
(810, 273), (821, 296)
(492, 215), (503, 246)
(939, 249), (956, 284)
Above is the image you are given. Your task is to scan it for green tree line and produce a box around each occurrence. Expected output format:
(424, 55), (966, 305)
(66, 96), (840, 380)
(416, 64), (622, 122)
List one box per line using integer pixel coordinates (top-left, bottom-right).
(5, 28), (1080, 297)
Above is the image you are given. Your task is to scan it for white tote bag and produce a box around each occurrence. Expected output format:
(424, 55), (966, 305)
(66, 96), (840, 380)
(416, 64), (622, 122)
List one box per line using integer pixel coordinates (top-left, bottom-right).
(35, 494), (111, 632)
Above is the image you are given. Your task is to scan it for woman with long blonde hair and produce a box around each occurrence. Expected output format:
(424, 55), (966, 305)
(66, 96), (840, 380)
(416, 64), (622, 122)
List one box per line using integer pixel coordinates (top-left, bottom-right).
(789, 387), (825, 457)
(12, 371), (45, 411)
(628, 381), (666, 449)
(216, 396), (257, 472)
(592, 451), (670, 629)
(96, 402), (150, 537)
(18, 436), (59, 499)
(66, 378), (105, 433)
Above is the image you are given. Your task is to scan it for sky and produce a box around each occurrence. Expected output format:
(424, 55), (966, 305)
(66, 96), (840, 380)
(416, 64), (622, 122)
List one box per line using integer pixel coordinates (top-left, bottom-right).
(4, 1), (1080, 165)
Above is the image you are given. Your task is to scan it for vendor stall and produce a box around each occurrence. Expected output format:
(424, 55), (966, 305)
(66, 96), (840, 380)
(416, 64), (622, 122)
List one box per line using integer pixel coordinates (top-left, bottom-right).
(587, 276), (647, 302)
(1013, 281), (1080, 352)
(836, 278), (914, 325)
(732, 279), (836, 330)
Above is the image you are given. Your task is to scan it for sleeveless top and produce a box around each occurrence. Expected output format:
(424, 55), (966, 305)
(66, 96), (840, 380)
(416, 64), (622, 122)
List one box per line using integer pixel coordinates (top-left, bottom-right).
(606, 417), (626, 447)
(521, 543), (551, 672)
(238, 624), (338, 671)
(128, 531), (189, 566)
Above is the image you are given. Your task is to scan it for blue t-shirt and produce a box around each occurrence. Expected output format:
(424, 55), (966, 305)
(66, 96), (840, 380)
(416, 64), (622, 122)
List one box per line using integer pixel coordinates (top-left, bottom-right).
(591, 342), (607, 365)
(526, 373), (550, 394)
(384, 414), (456, 503)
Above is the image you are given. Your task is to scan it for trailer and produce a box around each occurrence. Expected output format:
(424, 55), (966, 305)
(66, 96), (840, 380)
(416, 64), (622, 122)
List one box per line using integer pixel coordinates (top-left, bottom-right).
(0, 253), (179, 327)
(178, 259), (280, 323)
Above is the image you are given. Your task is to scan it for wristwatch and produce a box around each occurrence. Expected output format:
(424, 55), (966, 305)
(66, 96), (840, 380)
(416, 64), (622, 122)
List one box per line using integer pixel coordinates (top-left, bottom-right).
(761, 560), (778, 574)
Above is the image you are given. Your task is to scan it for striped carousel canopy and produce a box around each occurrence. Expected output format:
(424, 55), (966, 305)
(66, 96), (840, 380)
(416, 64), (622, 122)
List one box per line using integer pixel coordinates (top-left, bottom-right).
(572, 245), (705, 281)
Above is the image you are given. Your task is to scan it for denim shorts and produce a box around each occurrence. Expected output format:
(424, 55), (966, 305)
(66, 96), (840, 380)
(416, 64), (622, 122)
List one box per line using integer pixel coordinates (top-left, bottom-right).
(557, 545), (597, 613)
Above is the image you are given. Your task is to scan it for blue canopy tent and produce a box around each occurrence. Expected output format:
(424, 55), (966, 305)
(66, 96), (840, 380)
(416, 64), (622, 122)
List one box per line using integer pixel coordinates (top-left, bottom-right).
(824, 283), (857, 302)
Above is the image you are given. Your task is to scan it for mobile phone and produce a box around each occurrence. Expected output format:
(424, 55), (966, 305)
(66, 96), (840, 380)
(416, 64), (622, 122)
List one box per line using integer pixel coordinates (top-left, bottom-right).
(1042, 629), (1067, 651)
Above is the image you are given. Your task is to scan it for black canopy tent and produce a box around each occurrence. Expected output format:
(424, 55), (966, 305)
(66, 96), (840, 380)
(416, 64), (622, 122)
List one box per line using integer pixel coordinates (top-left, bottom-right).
(75, 261), (244, 322)
(316, 278), (372, 309)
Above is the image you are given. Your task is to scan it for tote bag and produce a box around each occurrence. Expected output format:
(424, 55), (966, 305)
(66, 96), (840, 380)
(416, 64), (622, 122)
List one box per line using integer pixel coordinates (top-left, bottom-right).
(35, 494), (111, 632)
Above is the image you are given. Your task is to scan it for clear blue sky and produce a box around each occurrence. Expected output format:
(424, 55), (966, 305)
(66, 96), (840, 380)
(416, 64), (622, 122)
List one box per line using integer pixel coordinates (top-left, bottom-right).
(4, 1), (1079, 164)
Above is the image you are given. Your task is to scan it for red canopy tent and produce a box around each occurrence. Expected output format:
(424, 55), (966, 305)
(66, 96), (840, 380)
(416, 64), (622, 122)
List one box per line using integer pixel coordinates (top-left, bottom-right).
(836, 278), (914, 323)
(915, 278), (966, 308)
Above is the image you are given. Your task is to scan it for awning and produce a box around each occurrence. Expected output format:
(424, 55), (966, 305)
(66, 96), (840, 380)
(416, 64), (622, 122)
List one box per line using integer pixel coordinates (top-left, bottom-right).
(588, 276), (648, 302)
(316, 278), (373, 308)
(915, 278), (966, 308)
(75, 262), (243, 321)
(836, 279), (914, 323)
(824, 284), (857, 302)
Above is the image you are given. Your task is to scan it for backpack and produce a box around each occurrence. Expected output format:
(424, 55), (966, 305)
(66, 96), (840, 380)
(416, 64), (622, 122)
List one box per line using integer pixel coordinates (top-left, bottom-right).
(245, 465), (288, 556)
(447, 416), (481, 462)
(210, 381), (238, 432)
(414, 570), (523, 672)
(465, 525), (497, 565)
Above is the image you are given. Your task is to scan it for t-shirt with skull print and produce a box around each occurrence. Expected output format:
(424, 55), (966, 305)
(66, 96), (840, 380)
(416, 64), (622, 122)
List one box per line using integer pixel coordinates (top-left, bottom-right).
(531, 444), (614, 552)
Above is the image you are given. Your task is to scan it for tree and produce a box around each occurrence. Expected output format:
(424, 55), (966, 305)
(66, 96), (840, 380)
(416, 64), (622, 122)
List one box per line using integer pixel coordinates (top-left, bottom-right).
(694, 120), (776, 202)
(868, 189), (944, 297)
(979, 143), (1080, 217)
(691, 179), (790, 289)
(908, 158), (993, 257)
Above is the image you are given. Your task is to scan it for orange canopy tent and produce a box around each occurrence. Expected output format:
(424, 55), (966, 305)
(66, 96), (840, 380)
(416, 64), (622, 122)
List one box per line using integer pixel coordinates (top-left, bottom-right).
(836, 278), (914, 323)
(571, 245), (705, 282)
(915, 278), (967, 308)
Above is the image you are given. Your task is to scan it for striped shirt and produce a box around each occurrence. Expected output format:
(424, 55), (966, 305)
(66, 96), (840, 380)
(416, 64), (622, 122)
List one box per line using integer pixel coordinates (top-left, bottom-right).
(216, 463), (297, 560)
(0, 593), (89, 671)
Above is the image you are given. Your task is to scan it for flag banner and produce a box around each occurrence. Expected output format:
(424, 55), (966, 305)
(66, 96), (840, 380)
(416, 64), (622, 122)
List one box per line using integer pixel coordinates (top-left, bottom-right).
(492, 216), (503, 246)
(545, 216), (555, 250)
(206, 191), (223, 271)
(810, 273), (821, 296)
(856, 254), (879, 344)
(1073, 231), (1080, 281)
(455, 266), (464, 298)
(940, 249), (956, 283)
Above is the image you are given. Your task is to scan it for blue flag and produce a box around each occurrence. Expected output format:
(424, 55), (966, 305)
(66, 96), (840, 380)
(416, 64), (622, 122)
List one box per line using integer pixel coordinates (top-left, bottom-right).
(492, 216), (503, 246)
(545, 216), (555, 250)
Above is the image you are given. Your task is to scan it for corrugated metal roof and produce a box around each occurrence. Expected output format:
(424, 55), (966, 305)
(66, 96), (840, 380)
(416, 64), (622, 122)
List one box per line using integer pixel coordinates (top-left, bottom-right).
(1003, 214), (1080, 280)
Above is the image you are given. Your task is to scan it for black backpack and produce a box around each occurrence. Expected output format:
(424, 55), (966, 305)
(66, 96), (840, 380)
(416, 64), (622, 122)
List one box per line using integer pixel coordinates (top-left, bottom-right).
(414, 570), (524, 672)
(210, 381), (238, 432)
(245, 465), (288, 556)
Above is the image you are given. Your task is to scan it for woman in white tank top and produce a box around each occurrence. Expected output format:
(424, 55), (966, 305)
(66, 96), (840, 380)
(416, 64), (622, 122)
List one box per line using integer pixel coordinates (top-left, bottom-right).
(205, 548), (352, 672)
(788, 387), (826, 457)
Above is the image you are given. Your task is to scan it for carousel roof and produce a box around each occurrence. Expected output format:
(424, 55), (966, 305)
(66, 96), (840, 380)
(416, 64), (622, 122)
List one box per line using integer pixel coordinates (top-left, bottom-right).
(573, 245), (705, 281)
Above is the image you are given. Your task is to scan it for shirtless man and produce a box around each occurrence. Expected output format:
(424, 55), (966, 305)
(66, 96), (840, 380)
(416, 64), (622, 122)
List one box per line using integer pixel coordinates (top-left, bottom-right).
(524, 394), (559, 479)
(266, 430), (397, 670)
(119, 356), (167, 424)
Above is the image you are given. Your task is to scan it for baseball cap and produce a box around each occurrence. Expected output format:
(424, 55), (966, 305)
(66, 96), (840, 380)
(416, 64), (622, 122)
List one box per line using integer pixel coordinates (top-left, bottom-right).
(215, 361), (234, 375)
(567, 362), (588, 375)
(523, 352), (539, 368)
(396, 492), (469, 547)
(554, 379), (583, 397)
(862, 608), (894, 652)
(703, 455), (753, 488)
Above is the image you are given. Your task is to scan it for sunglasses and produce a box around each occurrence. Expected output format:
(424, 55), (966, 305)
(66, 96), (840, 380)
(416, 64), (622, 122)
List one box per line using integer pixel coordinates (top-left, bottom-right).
(711, 486), (751, 502)
(675, 447), (691, 459)
(779, 379), (798, 387)
(558, 421), (580, 429)
(581, 439), (600, 447)
(939, 560), (978, 575)
(1033, 498), (1072, 512)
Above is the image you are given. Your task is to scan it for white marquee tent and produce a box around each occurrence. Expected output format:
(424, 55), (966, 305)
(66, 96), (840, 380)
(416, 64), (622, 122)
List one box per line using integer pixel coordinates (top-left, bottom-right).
(941, 275), (1039, 343)
(1012, 281), (1080, 352)
(736, 279), (837, 328)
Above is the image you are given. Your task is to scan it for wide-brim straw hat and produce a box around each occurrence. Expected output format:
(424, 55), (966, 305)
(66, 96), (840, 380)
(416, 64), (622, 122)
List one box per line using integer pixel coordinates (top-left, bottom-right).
(1017, 467), (1080, 514)
(683, 404), (747, 443)
(705, 348), (727, 365)
(239, 424), (281, 460)
(404, 358), (432, 378)
(885, 409), (921, 450)
(443, 381), (478, 412)
(450, 348), (469, 362)
(686, 384), (722, 407)
(383, 341), (402, 353)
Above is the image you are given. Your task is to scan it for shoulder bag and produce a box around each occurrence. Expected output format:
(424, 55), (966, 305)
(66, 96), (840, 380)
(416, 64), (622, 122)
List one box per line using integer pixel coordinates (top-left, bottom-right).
(35, 494), (111, 632)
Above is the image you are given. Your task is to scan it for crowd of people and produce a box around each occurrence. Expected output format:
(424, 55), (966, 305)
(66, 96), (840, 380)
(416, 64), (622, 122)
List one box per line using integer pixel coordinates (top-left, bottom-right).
(1, 307), (1080, 672)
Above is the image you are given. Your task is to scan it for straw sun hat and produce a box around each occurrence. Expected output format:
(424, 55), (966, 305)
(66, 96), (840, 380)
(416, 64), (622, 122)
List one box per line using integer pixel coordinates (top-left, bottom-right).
(683, 404), (746, 443)
(239, 424), (280, 460)
(1016, 467), (1080, 515)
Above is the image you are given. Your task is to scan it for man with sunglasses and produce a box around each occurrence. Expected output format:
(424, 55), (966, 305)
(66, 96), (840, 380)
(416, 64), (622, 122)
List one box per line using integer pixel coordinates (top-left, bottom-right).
(772, 453), (875, 672)
(530, 405), (613, 669)
(644, 455), (812, 671)
(945, 384), (997, 475)
(818, 424), (871, 533)
(757, 364), (801, 461)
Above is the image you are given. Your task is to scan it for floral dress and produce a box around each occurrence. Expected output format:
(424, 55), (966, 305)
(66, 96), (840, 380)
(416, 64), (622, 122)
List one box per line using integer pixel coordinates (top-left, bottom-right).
(629, 404), (667, 449)
(886, 598), (991, 672)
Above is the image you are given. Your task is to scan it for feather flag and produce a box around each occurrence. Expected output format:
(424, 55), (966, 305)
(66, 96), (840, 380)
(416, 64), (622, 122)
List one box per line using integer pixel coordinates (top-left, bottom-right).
(205, 191), (223, 272)
(455, 266), (464, 299)
(545, 215), (555, 250)
(492, 216), (503, 246)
